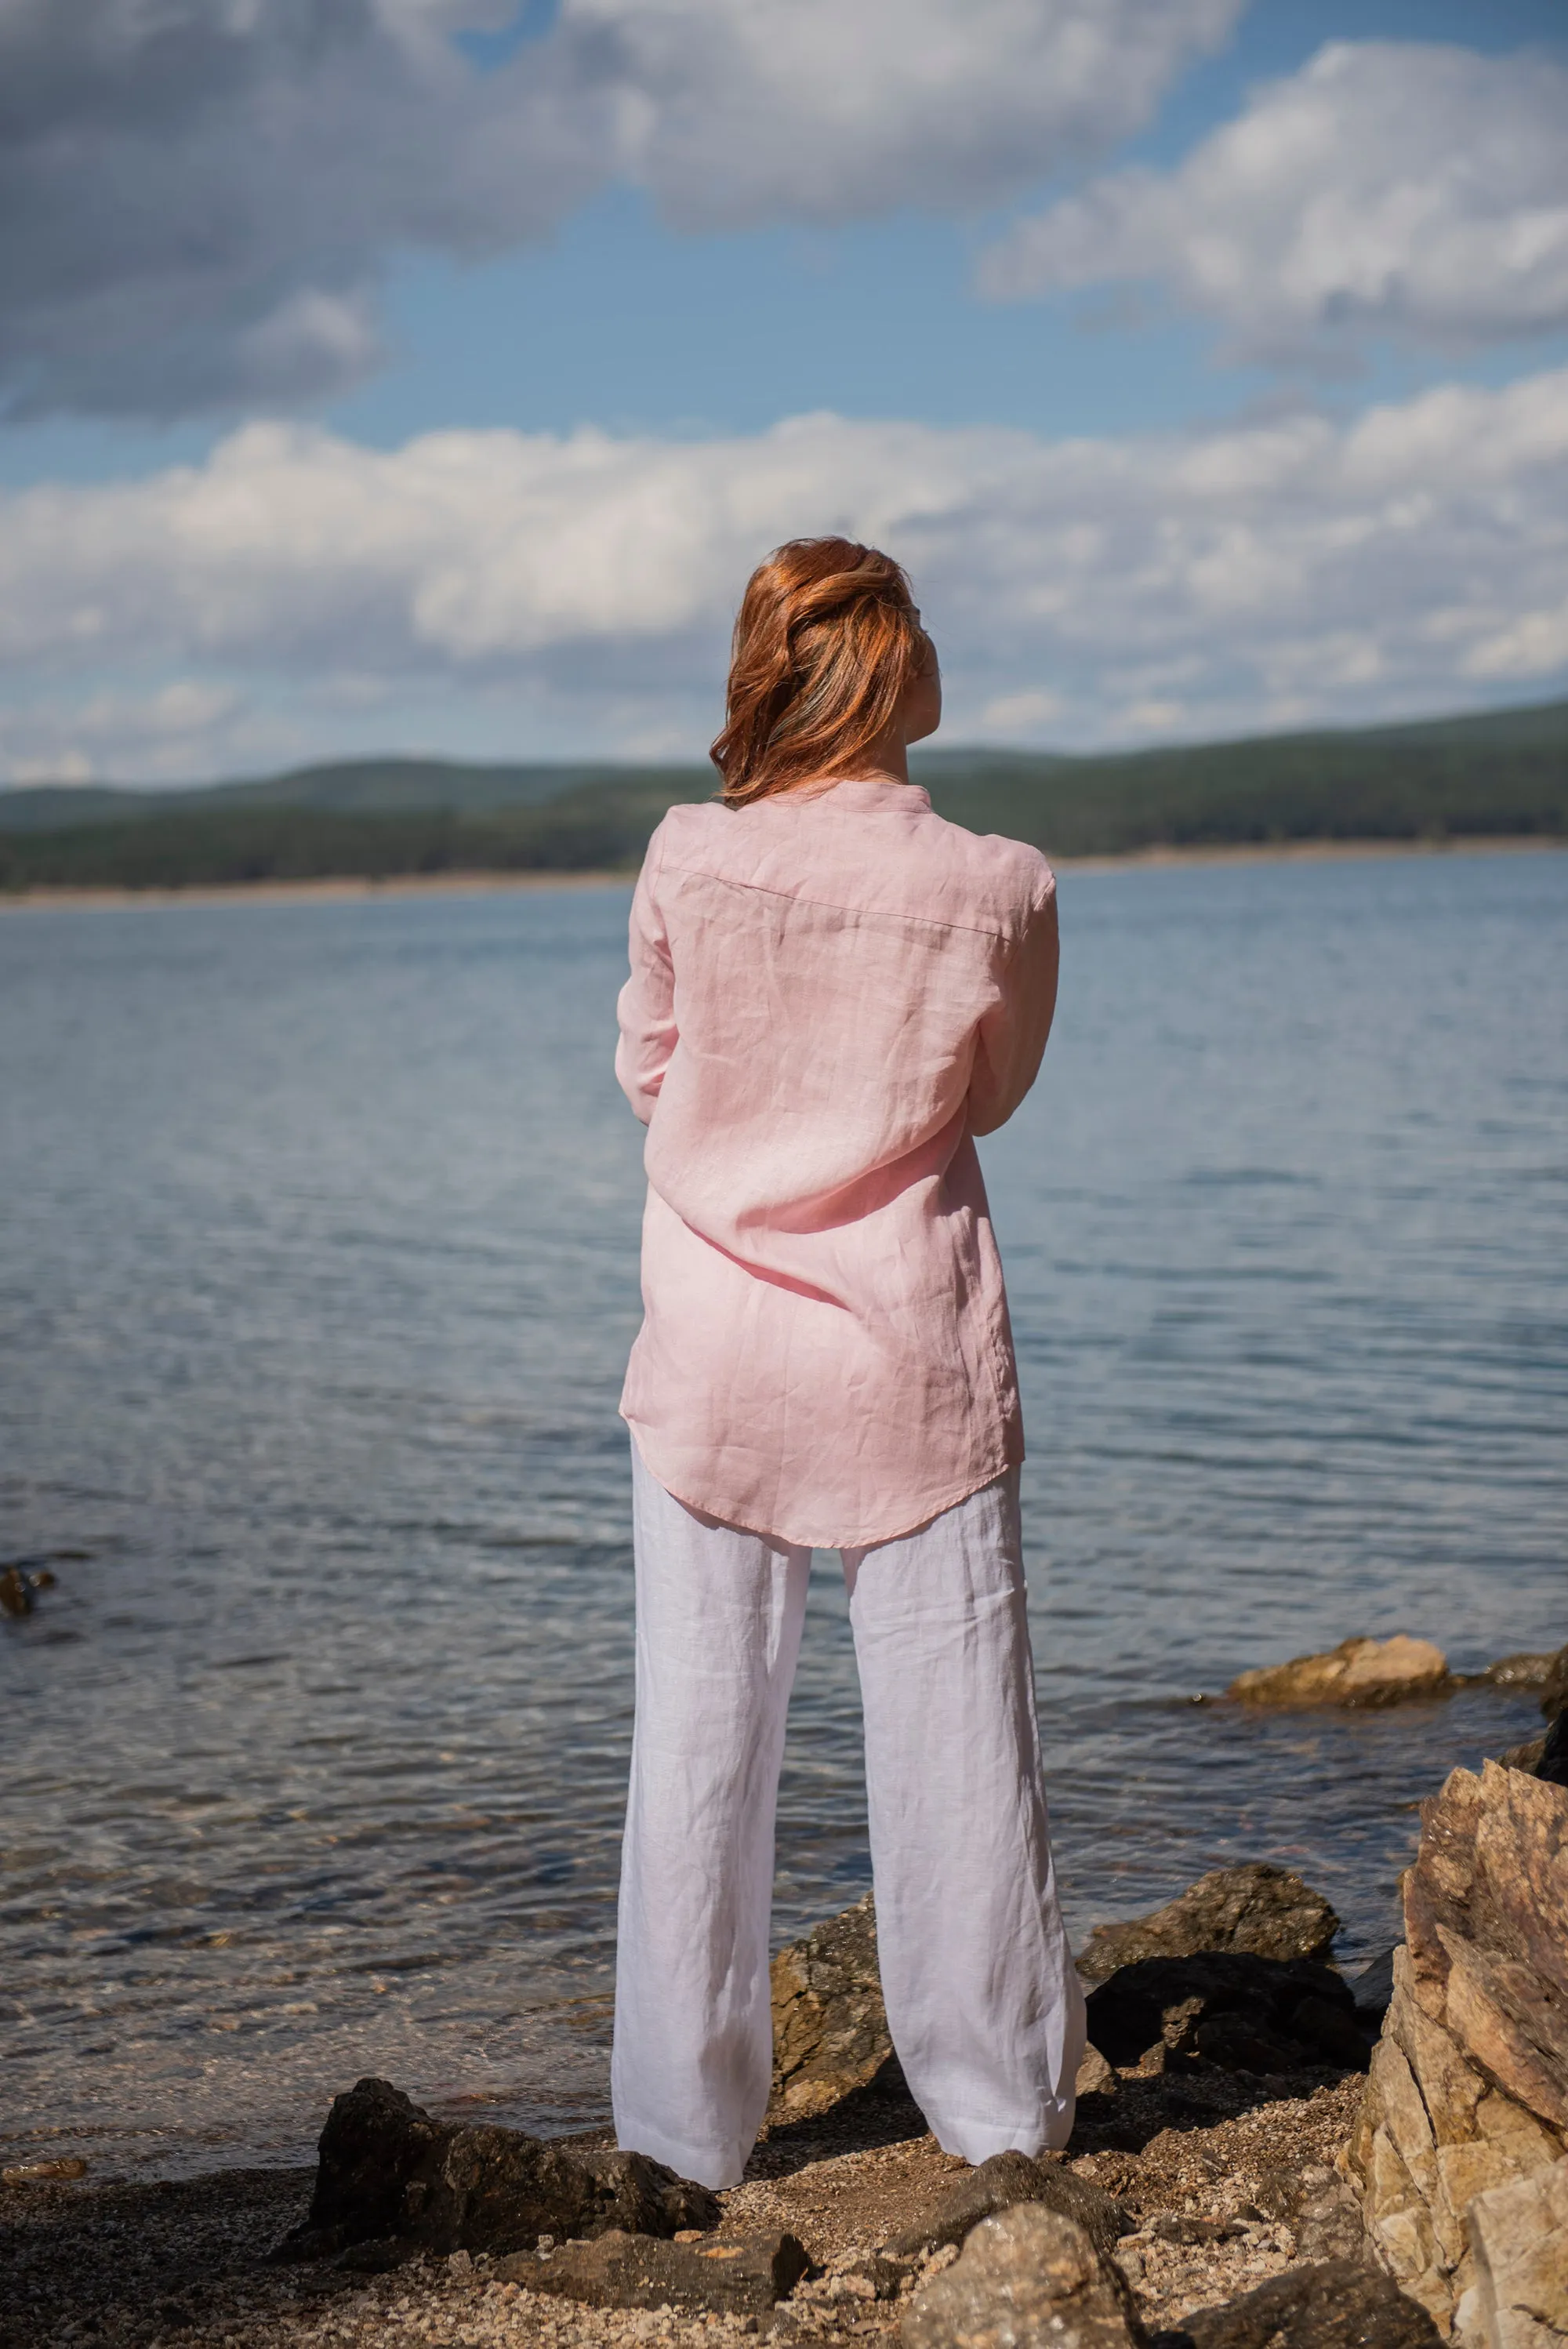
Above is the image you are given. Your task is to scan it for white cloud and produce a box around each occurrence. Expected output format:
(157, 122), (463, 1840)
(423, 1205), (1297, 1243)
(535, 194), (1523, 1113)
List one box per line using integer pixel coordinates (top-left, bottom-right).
(3, 366), (1566, 780)
(565, 0), (1243, 229)
(0, 0), (1240, 420)
(981, 41), (1568, 361)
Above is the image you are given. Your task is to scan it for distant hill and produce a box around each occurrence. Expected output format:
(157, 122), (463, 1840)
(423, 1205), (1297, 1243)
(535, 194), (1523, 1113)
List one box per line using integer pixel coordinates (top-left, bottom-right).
(2, 698), (1564, 893)
(0, 755), (691, 834)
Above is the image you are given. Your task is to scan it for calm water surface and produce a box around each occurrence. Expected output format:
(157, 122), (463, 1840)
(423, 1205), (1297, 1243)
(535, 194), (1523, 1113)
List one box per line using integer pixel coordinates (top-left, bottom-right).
(2, 848), (1565, 2176)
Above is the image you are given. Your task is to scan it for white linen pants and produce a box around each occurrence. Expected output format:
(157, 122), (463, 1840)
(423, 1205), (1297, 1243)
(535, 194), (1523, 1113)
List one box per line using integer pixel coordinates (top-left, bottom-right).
(612, 1445), (1086, 2190)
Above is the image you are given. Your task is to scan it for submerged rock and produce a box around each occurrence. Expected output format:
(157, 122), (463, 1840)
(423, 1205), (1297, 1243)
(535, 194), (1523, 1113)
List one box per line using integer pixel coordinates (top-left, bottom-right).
(1155, 2260), (1441, 2349)
(902, 2204), (1141, 2349)
(1345, 1763), (1568, 2335)
(1227, 1637), (1454, 1709)
(883, 2148), (1131, 2261)
(274, 2076), (717, 2262)
(1085, 1952), (1366, 2076)
(1076, 1865), (1340, 1984)
(770, 1888), (892, 2118)
(516, 2226), (810, 2315)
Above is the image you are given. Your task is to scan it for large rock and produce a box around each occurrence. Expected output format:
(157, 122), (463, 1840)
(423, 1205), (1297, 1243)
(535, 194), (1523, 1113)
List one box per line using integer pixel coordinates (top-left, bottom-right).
(275, 2077), (719, 2261)
(902, 2204), (1140, 2349)
(1458, 2155), (1568, 2349)
(517, 2227), (811, 2315)
(1228, 1638), (1454, 1709)
(1084, 1952), (1366, 2075)
(1345, 1766), (1568, 2337)
(1076, 1866), (1340, 1984)
(1161, 2260), (1442, 2349)
(770, 1890), (893, 2118)
(883, 2149), (1131, 2261)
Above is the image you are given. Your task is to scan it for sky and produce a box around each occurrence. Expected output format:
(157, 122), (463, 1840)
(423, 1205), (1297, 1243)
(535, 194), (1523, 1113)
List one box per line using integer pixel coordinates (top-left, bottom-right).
(2, 0), (1566, 785)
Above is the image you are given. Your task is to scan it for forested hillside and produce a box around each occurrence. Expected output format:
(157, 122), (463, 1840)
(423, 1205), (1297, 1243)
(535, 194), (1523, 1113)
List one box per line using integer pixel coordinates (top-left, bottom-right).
(2, 699), (1564, 892)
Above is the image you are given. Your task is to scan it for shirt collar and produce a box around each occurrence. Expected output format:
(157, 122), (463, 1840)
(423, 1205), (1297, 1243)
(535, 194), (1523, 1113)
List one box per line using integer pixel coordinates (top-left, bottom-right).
(804, 778), (931, 813)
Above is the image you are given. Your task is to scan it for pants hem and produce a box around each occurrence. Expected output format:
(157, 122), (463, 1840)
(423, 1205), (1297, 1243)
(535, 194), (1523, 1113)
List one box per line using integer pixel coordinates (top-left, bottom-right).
(612, 2111), (750, 2194)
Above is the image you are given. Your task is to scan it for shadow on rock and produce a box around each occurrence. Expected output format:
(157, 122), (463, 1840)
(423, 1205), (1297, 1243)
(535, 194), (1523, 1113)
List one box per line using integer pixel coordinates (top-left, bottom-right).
(1149, 2260), (1440, 2349)
(1086, 1953), (1370, 2079)
(754, 2051), (931, 2176)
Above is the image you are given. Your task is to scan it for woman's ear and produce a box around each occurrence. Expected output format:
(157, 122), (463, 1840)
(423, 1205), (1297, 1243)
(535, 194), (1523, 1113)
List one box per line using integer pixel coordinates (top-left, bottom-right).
(902, 641), (942, 746)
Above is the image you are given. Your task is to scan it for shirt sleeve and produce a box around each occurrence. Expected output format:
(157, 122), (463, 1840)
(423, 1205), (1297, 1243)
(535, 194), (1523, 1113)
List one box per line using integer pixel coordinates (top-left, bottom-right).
(615, 822), (677, 1126)
(967, 867), (1059, 1138)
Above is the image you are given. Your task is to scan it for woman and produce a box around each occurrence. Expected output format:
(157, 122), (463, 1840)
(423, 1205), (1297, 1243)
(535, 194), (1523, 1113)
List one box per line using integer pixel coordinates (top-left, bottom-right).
(612, 537), (1084, 2192)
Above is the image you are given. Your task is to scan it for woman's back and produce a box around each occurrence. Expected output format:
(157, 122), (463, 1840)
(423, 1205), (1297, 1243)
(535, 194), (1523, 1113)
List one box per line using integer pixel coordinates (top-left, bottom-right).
(616, 776), (1057, 1548)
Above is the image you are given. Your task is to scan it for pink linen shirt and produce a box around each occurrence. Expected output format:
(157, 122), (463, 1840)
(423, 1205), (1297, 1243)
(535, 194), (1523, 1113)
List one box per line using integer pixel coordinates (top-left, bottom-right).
(615, 777), (1058, 1549)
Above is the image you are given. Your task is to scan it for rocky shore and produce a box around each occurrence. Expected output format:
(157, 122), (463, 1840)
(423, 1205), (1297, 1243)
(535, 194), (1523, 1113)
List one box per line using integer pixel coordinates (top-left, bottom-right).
(5, 1633), (1563, 2349)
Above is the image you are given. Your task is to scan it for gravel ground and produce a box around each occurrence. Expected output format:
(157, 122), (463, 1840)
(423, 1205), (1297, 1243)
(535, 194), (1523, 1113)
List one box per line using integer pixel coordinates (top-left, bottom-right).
(0, 2067), (1367, 2349)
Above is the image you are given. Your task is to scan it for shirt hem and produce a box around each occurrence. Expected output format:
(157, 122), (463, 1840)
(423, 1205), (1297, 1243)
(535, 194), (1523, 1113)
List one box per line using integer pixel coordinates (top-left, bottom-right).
(623, 1414), (1023, 1552)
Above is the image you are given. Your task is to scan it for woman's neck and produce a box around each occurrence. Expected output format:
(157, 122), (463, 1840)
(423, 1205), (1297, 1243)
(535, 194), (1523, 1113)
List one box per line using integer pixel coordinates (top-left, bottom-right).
(825, 725), (911, 788)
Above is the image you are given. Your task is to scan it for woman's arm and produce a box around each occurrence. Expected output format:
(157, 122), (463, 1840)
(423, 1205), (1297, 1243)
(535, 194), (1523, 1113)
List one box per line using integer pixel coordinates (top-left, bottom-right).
(615, 826), (677, 1126)
(967, 877), (1059, 1138)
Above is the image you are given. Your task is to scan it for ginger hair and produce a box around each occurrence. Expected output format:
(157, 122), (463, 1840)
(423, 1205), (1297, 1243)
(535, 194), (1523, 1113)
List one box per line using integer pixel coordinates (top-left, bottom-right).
(711, 538), (931, 808)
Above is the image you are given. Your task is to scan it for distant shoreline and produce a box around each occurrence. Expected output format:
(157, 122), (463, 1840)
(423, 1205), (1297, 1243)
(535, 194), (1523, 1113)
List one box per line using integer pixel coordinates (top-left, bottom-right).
(1, 832), (1561, 912)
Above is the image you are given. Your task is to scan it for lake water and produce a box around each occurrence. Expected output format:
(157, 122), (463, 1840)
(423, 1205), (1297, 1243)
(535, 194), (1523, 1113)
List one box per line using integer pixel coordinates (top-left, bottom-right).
(2, 846), (1565, 2180)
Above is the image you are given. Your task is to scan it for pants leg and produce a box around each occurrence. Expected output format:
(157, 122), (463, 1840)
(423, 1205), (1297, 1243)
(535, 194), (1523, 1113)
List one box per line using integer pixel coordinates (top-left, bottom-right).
(612, 1443), (811, 2190)
(842, 1469), (1086, 2162)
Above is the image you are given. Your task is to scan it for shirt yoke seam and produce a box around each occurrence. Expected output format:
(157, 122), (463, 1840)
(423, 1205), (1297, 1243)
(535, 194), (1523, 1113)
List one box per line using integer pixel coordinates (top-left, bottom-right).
(652, 852), (1036, 946)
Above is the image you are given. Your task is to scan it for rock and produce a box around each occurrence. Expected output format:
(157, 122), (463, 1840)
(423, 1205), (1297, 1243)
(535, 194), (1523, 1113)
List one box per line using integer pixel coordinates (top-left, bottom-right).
(1345, 1766), (1568, 2333)
(883, 2150), (1131, 2261)
(514, 2227), (811, 2315)
(1228, 1637), (1454, 1710)
(1459, 2154), (1568, 2349)
(902, 2204), (1140, 2349)
(337, 2235), (423, 2274)
(1352, 1950), (1399, 2028)
(1401, 1765), (1568, 2137)
(1076, 1866), (1341, 1984)
(1192, 2012), (1313, 2076)
(2, 2158), (88, 2184)
(1084, 1953), (1364, 2075)
(1077, 2045), (1119, 2096)
(1498, 1716), (1568, 1785)
(1251, 2163), (1368, 2265)
(770, 1889), (893, 2118)
(1154, 2260), (1441, 2349)
(1472, 1655), (1559, 1693)
(1541, 1649), (1568, 1723)
(1537, 1715), (1568, 1791)
(274, 2076), (718, 2260)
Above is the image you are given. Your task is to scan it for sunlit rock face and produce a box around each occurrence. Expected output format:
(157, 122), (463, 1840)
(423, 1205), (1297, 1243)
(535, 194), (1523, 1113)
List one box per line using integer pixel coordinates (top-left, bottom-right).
(1344, 1762), (1568, 2343)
